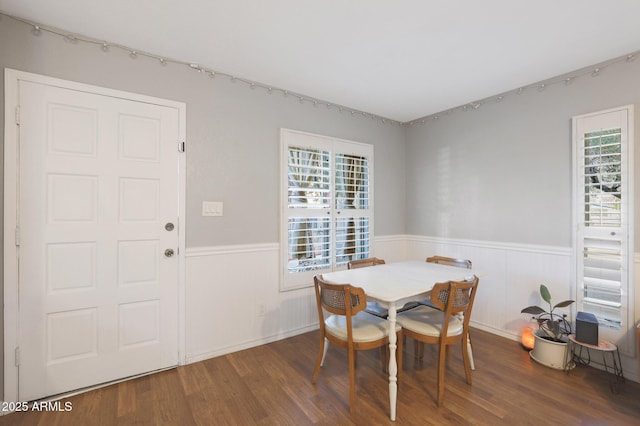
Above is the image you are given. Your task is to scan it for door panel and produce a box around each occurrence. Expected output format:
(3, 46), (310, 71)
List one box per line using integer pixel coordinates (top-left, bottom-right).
(18, 80), (180, 401)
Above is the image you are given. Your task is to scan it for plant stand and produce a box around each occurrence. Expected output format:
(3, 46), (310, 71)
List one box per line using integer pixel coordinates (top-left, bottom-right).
(567, 334), (625, 394)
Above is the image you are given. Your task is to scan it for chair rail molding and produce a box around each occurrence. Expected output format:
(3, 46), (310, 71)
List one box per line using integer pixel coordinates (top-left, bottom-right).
(405, 234), (572, 257)
(186, 242), (279, 257)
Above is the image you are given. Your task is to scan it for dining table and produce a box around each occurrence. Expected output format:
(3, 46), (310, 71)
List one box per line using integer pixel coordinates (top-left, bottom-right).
(322, 260), (478, 421)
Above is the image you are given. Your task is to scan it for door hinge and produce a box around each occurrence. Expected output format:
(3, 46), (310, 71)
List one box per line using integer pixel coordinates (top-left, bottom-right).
(178, 141), (185, 153)
(15, 347), (20, 367)
(15, 227), (20, 246)
(15, 105), (20, 125)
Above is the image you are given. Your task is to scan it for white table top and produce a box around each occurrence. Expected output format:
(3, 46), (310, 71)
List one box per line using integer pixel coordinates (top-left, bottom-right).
(322, 260), (476, 304)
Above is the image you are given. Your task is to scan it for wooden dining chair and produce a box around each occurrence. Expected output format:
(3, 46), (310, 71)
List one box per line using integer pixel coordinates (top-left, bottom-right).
(348, 257), (420, 318)
(348, 257), (388, 318)
(312, 274), (403, 413)
(426, 255), (472, 269)
(348, 257), (386, 269)
(396, 276), (479, 406)
(424, 255), (475, 370)
(421, 255), (472, 309)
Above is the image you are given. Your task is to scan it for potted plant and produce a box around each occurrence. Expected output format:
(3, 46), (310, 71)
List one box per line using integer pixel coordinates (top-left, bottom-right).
(521, 284), (575, 370)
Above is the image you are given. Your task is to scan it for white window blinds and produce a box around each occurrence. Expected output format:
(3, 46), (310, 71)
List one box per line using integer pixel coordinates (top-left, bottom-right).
(581, 129), (623, 328)
(287, 146), (330, 209)
(335, 153), (371, 267)
(572, 106), (634, 354)
(286, 145), (332, 274)
(583, 129), (623, 227)
(281, 129), (373, 291)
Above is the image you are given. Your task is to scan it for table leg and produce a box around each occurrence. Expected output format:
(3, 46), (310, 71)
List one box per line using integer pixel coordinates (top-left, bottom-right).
(387, 302), (398, 421)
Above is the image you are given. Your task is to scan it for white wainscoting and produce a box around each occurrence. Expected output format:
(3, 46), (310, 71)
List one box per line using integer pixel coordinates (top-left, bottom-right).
(398, 235), (638, 382)
(185, 237), (638, 381)
(185, 244), (318, 364)
(402, 235), (573, 340)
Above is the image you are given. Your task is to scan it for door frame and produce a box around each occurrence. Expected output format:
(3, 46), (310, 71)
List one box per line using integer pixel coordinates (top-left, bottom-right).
(3, 68), (187, 402)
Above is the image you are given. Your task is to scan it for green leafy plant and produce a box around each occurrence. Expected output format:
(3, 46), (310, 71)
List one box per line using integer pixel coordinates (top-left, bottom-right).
(521, 284), (575, 342)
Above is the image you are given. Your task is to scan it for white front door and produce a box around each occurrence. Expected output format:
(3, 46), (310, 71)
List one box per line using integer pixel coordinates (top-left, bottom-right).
(11, 75), (183, 401)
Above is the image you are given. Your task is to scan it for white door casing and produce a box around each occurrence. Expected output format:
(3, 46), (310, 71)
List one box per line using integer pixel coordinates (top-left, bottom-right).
(3, 69), (187, 402)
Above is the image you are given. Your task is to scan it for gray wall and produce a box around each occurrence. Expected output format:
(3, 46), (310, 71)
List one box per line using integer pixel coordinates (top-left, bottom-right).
(0, 15), (407, 247)
(405, 58), (640, 248)
(0, 14), (406, 399)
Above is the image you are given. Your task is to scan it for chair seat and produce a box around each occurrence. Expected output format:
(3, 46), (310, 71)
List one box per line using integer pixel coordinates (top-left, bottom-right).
(326, 311), (401, 342)
(396, 306), (463, 337)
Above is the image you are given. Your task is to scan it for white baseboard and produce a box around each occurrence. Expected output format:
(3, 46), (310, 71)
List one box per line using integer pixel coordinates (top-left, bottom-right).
(186, 324), (318, 364)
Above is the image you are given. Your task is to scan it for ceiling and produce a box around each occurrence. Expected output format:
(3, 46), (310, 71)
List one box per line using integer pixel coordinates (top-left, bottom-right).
(3, 0), (640, 122)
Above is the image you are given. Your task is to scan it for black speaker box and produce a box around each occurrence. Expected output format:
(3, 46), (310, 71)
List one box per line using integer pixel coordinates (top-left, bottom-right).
(575, 311), (598, 345)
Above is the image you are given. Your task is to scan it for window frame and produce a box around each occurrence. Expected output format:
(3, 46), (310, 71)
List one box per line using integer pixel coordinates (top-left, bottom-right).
(280, 128), (374, 291)
(572, 105), (635, 354)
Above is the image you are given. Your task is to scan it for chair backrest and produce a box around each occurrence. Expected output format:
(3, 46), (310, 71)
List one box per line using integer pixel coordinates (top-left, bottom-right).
(314, 274), (367, 318)
(426, 255), (472, 269)
(347, 257), (386, 269)
(429, 276), (479, 332)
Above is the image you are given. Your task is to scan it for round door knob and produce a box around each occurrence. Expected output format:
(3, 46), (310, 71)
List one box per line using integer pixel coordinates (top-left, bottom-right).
(164, 248), (175, 257)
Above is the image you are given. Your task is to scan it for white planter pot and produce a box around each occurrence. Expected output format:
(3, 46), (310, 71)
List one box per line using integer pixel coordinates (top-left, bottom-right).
(529, 330), (571, 370)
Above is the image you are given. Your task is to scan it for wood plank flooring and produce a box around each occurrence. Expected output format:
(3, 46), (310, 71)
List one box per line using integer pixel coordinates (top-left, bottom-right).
(2, 328), (639, 425)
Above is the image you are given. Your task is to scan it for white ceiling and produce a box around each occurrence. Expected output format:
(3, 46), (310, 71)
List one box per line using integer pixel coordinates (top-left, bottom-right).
(3, 0), (640, 122)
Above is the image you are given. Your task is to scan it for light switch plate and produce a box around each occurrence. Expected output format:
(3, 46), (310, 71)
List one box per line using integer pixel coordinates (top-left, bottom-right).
(202, 201), (223, 217)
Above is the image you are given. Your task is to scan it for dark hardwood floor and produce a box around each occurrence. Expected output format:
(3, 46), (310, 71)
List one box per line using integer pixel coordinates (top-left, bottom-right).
(2, 328), (639, 425)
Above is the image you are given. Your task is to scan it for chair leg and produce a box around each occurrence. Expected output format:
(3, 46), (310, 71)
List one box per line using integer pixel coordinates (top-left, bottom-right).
(381, 346), (388, 373)
(467, 335), (475, 371)
(348, 348), (356, 413)
(461, 336), (473, 385)
(458, 313), (475, 370)
(414, 341), (425, 360)
(436, 344), (447, 407)
(312, 336), (327, 384)
(321, 337), (329, 367)
(397, 331), (403, 386)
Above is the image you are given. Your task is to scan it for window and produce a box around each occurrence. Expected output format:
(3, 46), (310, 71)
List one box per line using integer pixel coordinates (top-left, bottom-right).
(572, 105), (634, 354)
(280, 129), (373, 291)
